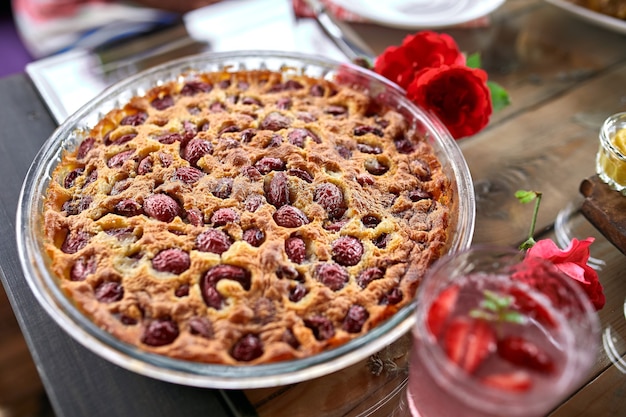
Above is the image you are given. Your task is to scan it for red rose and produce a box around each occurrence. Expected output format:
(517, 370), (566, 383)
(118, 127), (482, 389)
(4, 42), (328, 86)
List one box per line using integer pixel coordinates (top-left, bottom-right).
(406, 65), (492, 139)
(374, 31), (465, 90)
(526, 238), (605, 311)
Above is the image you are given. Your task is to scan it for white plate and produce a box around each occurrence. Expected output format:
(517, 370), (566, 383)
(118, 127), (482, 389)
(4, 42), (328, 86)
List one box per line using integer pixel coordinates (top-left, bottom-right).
(330, 0), (506, 29)
(544, 0), (626, 35)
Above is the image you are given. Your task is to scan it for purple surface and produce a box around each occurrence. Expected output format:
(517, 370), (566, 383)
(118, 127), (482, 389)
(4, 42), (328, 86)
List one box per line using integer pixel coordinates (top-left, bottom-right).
(0, 14), (33, 78)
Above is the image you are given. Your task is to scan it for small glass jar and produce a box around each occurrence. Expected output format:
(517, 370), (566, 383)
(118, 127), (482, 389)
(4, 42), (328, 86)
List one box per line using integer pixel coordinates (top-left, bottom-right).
(596, 112), (626, 195)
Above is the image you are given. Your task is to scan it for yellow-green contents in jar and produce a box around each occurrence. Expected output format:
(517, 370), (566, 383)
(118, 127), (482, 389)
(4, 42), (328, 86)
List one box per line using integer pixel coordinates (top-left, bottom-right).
(614, 128), (626, 154)
(597, 127), (626, 191)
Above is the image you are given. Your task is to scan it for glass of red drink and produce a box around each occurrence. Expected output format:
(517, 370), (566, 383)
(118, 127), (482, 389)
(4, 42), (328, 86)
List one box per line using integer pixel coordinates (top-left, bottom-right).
(406, 246), (600, 417)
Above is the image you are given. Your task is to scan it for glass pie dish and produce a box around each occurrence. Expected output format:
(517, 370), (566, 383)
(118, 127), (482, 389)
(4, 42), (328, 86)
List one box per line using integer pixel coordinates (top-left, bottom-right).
(16, 51), (475, 389)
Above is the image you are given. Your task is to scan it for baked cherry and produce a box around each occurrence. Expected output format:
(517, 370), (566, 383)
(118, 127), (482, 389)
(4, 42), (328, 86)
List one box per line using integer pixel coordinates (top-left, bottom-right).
(70, 256), (96, 281)
(151, 95), (174, 110)
(357, 143), (382, 154)
(314, 182), (346, 220)
(372, 233), (390, 249)
(181, 81), (212, 96)
(61, 231), (90, 254)
(287, 168), (313, 183)
(314, 263), (348, 291)
(343, 305), (369, 333)
(357, 267), (385, 288)
(364, 158), (389, 175)
(115, 199), (142, 217)
(63, 196), (92, 215)
(260, 112), (290, 131)
(212, 178), (233, 199)
(324, 105), (347, 115)
(183, 138), (213, 167)
(141, 318), (179, 346)
(394, 135), (415, 154)
(408, 188), (432, 202)
(243, 194), (264, 212)
(287, 128), (319, 147)
(380, 287), (403, 305)
(276, 97), (292, 110)
(304, 316), (335, 341)
(173, 167), (203, 184)
(361, 214), (380, 228)
(120, 112), (147, 126)
(242, 228), (265, 247)
(242, 166), (262, 181)
(107, 150), (135, 168)
(186, 208), (204, 226)
(289, 283), (307, 302)
(265, 172), (290, 208)
(196, 229), (232, 254)
(240, 128), (257, 142)
(137, 156), (153, 175)
(200, 265), (251, 309)
(276, 265), (300, 280)
(331, 236), (363, 266)
(144, 194), (181, 223)
(188, 316), (214, 338)
(309, 84), (325, 96)
(64, 168), (84, 188)
(354, 125), (384, 137)
(285, 236), (306, 264)
(273, 205), (309, 228)
(152, 248), (190, 274)
(95, 281), (124, 303)
(104, 227), (135, 240)
(282, 329), (300, 349)
(105, 133), (137, 146)
(155, 132), (182, 144)
(76, 137), (95, 160)
(175, 284), (190, 297)
(211, 208), (239, 226)
(266, 133), (284, 148)
(254, 157), (284, 174)
(231, 334), (263, 362)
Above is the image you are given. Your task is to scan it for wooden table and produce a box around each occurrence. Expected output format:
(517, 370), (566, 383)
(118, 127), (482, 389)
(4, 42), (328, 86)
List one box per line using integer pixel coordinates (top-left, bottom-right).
(0, 1), (624, 416)
(244, 2), (626, 415)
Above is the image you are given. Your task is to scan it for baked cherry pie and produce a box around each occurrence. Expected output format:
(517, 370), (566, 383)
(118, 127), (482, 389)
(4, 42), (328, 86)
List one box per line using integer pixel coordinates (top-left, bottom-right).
(43, 68), (452, 364)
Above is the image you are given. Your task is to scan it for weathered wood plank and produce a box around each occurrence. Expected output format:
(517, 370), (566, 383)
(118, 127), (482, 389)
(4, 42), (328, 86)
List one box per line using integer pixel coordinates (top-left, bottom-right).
(462, 63), (626, 246)
(549, 359), (626, 417)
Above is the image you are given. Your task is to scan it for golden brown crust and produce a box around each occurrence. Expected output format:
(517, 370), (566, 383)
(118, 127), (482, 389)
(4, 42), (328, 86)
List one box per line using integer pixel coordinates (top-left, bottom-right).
(43, 69), (451, 365)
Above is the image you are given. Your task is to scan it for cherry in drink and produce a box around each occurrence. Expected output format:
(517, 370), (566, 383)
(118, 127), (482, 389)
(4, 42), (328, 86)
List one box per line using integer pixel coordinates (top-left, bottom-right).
(406, 246), (600, 417)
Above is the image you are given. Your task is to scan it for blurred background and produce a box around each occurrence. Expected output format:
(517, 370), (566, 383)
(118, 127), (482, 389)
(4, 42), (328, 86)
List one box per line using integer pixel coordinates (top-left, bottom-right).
(0, 2), (32, 78)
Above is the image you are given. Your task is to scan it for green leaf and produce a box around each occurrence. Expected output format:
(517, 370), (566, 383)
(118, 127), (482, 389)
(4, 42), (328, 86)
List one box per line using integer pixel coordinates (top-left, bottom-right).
(488, 81), (510, 112)
(484, 290), (512, 308)
(515, 190), (537, 204)
(469, 309), (496, 321)
(501, 311), (527, 325)
(481, 299), (499, 312)
(466, 52), (481, 69)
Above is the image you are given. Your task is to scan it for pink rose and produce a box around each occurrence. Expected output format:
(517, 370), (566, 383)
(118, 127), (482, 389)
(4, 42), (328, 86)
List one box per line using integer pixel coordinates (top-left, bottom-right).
(406, 65), (492, 139)
(374, 31), (465, 91)
(526, 238), (605, 311)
